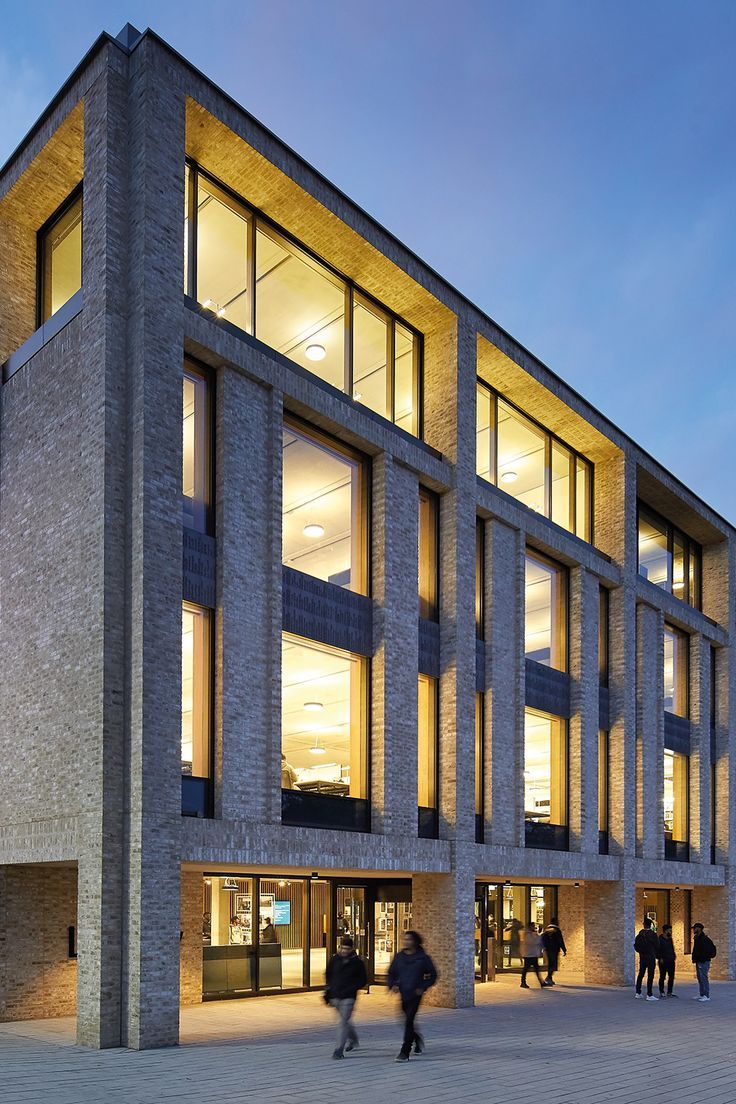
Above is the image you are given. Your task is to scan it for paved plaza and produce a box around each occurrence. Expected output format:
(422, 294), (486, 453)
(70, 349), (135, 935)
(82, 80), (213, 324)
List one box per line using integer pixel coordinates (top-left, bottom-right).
(2, 974), (734, 1104)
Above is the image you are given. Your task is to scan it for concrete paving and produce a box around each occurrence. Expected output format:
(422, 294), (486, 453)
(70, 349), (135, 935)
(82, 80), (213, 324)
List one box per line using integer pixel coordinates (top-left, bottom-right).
(0, 975), (731, 1103)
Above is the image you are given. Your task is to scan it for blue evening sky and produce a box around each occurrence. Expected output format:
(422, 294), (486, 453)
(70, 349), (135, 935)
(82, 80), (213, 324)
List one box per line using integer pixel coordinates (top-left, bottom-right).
(2, 2), (734, 519)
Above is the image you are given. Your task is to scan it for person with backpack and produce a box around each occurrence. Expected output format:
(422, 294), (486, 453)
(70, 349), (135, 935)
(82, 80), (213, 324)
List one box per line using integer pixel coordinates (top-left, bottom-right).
(387, 930), (437, 1061)
(657, 924), (677, 998)
(691, 923), (717, 1002)
(541, 917), (567, 986)
(634, 916), (660, 1000)
(324, 936), (368, 1059)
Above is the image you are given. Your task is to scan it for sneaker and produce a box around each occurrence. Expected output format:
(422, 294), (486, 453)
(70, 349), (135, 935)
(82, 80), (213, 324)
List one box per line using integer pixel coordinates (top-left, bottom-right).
(697, 996), (711, 1002)
(520, 982), (530, 989)
(669, 994), (679, 999)
(634, 993), (643, 999)
(345, 1039), (358, 1053)
(395, 1051), (410, 1062)
(645, 995), (659, 1002)
(332, 1050), (345, 1060)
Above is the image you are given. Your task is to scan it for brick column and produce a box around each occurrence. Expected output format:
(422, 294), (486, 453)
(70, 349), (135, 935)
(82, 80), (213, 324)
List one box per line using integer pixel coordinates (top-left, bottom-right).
(568, 566), (600, 854)
(636, 603), (664, 860)
(583, 871), (636, 984)
(689, 634), (712, 864)
(412, 857), (475, 1007)
(371, 455), (418, 836)
(179, 868), (203, 1006)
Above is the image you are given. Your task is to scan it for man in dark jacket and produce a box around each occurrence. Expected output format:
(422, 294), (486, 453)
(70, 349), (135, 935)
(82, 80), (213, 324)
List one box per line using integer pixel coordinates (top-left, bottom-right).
(691, 923), (717, 1002)
(658, 924), (677, 998)
(634, 917), (660, 1000)
(541, 917), (567, 986)
(324, 936), (368, 1059)
(387, 930), (438, 1061)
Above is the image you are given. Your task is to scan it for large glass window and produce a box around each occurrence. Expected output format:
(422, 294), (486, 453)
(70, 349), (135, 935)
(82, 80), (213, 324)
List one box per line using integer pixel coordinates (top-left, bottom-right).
(183, 364), (212, 532)
(186, 163), (421, 436)
(282, 421), (367, 594)
(598, 730), (609, 853)
(39, 189), (82, 323)
(182, 603), (212, 780)
(599, 586), (609, 687)
(281, 634), (367, 799)
(476, 518), (485, 639)
(525, 550), (567, 671)
(637, 503), (701, 609)
(664, 749), (689, 858)
(418, 674), (438, 835)
(664, 624), (689, 717)
(475, 693), (484, 841)
(419, 489), (439, 620)
(524, 710), (568, 847)
(476, 381), (593, 541)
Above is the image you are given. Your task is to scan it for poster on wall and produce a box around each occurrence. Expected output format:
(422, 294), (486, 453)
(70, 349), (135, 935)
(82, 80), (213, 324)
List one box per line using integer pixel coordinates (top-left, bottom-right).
(273, 900), (291, 925)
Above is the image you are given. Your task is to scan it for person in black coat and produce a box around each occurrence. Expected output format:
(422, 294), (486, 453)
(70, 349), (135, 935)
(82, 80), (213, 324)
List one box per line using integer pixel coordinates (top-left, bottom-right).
(657, 924), (677, 998)
(387, 930), (438, 1061)
(324, 936), (368, 1059)
(634, 917), (660, 1000)
(691, 923), (717, 1002)
(541, 917), (567, 986)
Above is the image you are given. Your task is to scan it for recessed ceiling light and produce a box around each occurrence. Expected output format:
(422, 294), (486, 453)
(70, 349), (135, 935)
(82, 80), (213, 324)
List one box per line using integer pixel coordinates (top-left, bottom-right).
(303, 701), (323, 712)
(201, 298), (213, 310)
(216, 306), (226, 318)
(309, 742), (326, 756)
(353, 391), (362, 401)
(303, 523), (325, 539)
(305, 343), (326, 361)
(501, 471), (518, 484)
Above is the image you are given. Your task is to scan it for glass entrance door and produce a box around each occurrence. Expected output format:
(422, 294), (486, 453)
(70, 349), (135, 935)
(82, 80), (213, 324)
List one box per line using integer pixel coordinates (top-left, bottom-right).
(374, 899), (412, 979)
(335, 885), (369, 961)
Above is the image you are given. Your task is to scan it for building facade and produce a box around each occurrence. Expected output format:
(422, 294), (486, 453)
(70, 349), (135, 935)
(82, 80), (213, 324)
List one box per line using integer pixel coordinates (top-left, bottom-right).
(0, 25), (734, 1050)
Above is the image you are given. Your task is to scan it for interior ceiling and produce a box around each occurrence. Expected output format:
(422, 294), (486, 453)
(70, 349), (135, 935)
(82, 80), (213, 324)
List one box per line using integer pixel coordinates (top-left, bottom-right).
(282, 427), (352, 583)
(282, 636), (354, 770)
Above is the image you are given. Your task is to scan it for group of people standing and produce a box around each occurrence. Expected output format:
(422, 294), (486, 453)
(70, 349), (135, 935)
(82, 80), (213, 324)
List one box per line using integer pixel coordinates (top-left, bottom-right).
(634, 916), (717, 1002)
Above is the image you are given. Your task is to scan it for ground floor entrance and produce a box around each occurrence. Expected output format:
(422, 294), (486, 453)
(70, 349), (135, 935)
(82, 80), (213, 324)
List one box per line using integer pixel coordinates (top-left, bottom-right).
(201, 871), (412, 999)
(474, 882), (559, 980)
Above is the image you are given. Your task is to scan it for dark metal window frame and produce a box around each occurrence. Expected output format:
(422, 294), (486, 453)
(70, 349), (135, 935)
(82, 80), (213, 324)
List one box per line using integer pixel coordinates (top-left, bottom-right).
(664, 621), (690, 720)
(525, 546), (570, 675)
(418, 485), (440, 622)
(183, 357), (216, 536)
(36, 182), (84, 328)
(475, 691), (485, 843)
(181, 600), (216, 818)
(476, 517), (485, 641)
(418, 672), (440, 839)
(185, 160), (424, 438)
(523, 709), (570, 851)
(476, 379), (594, 543)
(636, 500), (702, 610)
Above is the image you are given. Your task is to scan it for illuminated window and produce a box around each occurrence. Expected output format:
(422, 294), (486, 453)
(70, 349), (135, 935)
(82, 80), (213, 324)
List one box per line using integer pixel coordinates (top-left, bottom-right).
(476, 518), (485, 639)
(664, 749), (689, 854)
(475, 693), (484, 838)
(476, 381), (592, 541)
(419, 489), (439, 620)
(39, 189), (82, 323)
(638, 503), (701, 609)
(598, 731), (609, 841)
(281, 634), (367, 800)
(182, 603), (212, 779)
(599, 587), (609, 687)
(183, 363), (212, 532)
(525, 550), (567, 671)
(524, 709), (568, 833)
(664, 624), (689, 717)
(282, 421), (367, 593)
(186, 163), (421, 436)
(418, 674), (438, 824)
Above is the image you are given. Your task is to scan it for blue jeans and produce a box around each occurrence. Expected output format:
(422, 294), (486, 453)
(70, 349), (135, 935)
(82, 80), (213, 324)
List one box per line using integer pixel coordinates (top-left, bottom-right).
(330, 997), (357, 1053)
(696, 960), (711, 997)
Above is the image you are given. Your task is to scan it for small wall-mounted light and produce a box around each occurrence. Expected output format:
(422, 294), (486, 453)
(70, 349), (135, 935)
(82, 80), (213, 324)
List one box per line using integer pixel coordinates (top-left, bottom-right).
(311, 871), (320, 880)
(574, 881), (580, 888)
(504, 880), (511, 887)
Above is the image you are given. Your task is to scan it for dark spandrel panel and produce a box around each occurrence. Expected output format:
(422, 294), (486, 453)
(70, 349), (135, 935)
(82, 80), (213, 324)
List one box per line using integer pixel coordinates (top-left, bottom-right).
(525, 659), (571, 719)
(418, 618), (440, 678)
(598, 830), (609, 855)
(598, 686), (610, 732)
(182, 775), (213, 818)
(418, 806), (439, 839)
(524, 820), (569, 852)
(664, 836), (690, 863)
(183, 528), (216, 608)
(476, 639), (486, 693)
(282, 567), (373, 658)
(281, 789), (370, 833)
(475, 813), (484, 844)
(664, 712), (691, 755)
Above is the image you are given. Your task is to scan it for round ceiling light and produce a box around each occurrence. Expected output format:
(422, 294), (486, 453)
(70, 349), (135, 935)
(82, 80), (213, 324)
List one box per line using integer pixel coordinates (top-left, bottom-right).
(309, 743), (326, 756)
(305, 343), (326, 362)
(303, 523), (325, 539)
(500, 470), (518, 484)
(303, 701), (324, 712)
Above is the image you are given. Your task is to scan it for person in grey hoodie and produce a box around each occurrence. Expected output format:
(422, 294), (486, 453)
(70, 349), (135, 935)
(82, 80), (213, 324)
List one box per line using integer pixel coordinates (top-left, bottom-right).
(388, 930), (437, 1061)
(519, 922), (546, 989)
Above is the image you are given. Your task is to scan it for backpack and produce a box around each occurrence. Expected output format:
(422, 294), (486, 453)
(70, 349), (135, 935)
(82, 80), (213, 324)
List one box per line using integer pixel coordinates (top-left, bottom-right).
(634, 930), (648, 954)
(706, 937), (717, 959)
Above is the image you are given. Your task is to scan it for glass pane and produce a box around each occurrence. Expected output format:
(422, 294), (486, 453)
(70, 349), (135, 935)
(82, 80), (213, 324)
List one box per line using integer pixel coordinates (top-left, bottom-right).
(501, 886), (527, 969)
(282, 424), (365, 593)
(525, 552), (566, 671)
(664, 751), (689, 843)
(524, 710), (567, 827)
(664, 625), (688, 717)
(394, 323), (417, 435)
(673, 531), (686, 600)
(182, 604), (210, 778)
(689, 542), (701, 609)
(42, 194), (82, 321)
(258, 878), (304, 990)
(575, 458), (591, 540)
(256, 224), (345, 388)
(551, 442), (572, 532)
(309, 880), (330, 986)
(336, 887), (368, 959)
(638, 509), (670, 589)
(182, 368), (210, 532)
(196, 176), (251, 331)
(204, 876), (255, 996)
(598, 731), (608, 833)
(418, 674), (437, 809)
(353, 294), (389, 419)
(418, 489), (438, 620)
(375, 900), (412, 980)
(496, 399), (546, 513)
(184, 165), (191, 292)
(476, 383), (492, 481)
(476, 519), (484, 638)
(282, 634), (367, 799)
(598, 587), (609, 687)
(475, 694), (484, 817)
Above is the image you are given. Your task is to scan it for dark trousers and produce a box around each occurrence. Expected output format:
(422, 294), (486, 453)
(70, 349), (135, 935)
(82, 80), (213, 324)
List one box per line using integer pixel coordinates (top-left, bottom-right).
(521, 957), (544, 986)
(658, 960), (675, 995)
(636, 956), (656, 995)
(545, 951), (560, 981)
(400, 994), (423, 1055)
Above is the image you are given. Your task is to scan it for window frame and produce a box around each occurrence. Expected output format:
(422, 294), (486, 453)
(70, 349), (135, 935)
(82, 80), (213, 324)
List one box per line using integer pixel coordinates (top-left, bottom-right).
(181, 600), (215, 818)
(186, 160), (423, 437)
(183, 358), (215, 535)
(476, 379), (594, 542)
(418, 486), (440, 621)
(663, 622), (690, 719)
(524, 547), (569, 673)
(37, 183), (83, 327)
(475, 517), (485, 640)
(417, 673), (439, 838)
(637, 501), (702, 610)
